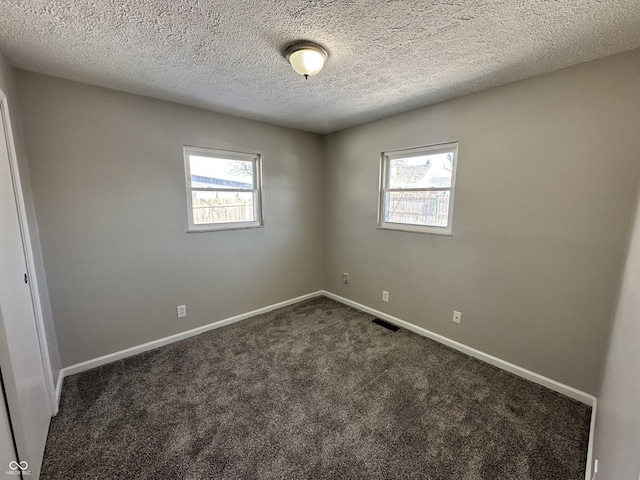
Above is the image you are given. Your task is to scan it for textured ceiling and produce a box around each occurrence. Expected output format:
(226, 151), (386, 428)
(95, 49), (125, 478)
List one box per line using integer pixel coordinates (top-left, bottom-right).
(0, 1), (639, 134)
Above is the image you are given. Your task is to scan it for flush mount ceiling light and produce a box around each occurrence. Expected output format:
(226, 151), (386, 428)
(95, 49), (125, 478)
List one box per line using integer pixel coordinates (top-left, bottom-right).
(284, 42), (328, 79)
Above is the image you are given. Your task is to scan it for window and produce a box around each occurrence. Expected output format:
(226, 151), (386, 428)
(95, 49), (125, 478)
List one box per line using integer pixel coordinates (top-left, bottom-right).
(184, 146), (263, 231)
(378, 141), (458, 235)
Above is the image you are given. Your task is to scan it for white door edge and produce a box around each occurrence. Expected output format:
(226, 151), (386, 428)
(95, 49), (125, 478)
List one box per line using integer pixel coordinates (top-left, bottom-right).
(0, 89), (56, 415)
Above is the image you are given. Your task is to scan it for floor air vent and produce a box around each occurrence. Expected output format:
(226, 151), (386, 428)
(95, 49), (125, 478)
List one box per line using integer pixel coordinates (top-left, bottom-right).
(372, 319), (400, 332)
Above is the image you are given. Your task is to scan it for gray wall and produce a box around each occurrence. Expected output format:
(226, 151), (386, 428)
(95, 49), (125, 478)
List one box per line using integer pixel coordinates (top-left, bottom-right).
(15, 50), (640, 396)
(323, 49), (640, 394)
(0, 52), (61, 383)
(17, 72), (324, 367)
(593, 186), (640, 479)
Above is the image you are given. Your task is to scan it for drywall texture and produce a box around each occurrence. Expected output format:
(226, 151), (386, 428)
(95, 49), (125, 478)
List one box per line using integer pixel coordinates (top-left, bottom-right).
(0, 51), (61, 383)
(17, 72), (324, 367)
(323, 49), (640, 394)
(593, 189), (640, 479)
(2, 1), (640, 133)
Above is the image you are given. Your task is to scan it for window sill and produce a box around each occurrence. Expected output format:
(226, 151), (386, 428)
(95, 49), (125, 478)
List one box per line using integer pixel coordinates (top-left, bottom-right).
(377, 224), (453, 236)
(187, 224), (264, 233)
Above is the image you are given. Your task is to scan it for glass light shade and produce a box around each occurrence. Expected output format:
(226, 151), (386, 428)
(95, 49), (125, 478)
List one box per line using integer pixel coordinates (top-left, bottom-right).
(285, 43), (327, 77)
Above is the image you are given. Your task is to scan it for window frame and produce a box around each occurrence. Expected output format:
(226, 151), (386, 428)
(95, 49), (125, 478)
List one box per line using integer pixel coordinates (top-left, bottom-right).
(377, 141), (459, 236)
(183, 145), (264, 232)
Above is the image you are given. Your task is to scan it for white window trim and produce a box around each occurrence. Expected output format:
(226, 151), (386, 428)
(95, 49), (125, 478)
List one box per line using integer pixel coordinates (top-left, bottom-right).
(377, 141), (459, 236)
(184, 145), (264, 232)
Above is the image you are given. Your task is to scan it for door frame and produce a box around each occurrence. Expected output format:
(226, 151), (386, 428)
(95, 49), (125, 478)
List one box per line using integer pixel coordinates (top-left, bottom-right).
(0, 88), (56, 414)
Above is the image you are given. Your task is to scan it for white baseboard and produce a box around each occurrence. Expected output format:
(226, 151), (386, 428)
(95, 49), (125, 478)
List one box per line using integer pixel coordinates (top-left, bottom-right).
(55, 290), (324, 410)
(54, 369), (63, 412)
(585, 398), (597, 480)
(58, 289), (596, 408)
(321, 290), (596, 407)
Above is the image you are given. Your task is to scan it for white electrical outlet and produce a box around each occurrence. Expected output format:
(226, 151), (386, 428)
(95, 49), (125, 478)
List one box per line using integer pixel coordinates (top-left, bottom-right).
(453, 311), (462, 324)
(177, 305), (187, 318)
(342, 273), (349, 284)
(382, 291), (389, 302)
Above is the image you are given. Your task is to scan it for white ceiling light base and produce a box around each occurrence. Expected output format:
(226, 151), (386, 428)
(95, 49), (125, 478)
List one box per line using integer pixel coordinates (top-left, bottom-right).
(285, 42), (328, 79)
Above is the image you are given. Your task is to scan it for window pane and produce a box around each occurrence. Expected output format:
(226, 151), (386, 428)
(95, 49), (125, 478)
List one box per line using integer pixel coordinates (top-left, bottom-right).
(190, 155), (254, 189)
(385, 190), (450, 227)
(192, 191), (256, 225)
(389, 152), (453, 189)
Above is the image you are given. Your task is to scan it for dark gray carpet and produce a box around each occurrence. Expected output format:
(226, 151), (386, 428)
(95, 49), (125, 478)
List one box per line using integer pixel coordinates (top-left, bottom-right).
(42, 296), (591, 479)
